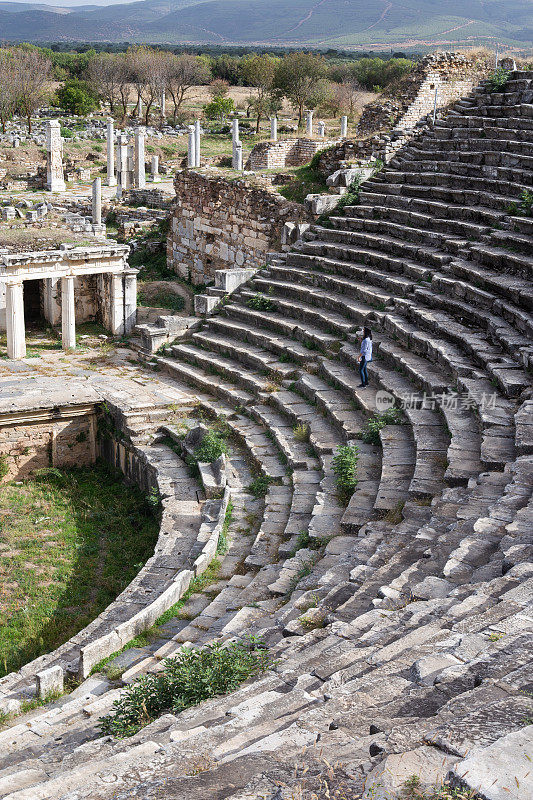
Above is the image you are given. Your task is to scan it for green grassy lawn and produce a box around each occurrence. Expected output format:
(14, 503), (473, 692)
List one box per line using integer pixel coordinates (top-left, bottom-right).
(0, 463), (159, 677)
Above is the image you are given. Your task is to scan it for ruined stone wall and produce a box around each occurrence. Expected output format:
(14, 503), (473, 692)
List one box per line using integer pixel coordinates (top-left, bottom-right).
(317, 52), (491, 175)
(0, 410), (97, 481)
(358, 51), (491, 136)
(245, 137), (338, 170)
(168, 170), (311, 285)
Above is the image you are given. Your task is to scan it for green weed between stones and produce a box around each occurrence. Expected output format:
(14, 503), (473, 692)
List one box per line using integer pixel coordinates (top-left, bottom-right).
(99, 636), (275, 738)
(0, 463), (159, 677)
(247, 293), (275, 311)
(193, 428), (229, 463)
(332, 444), (359, 502)
(361, 407), (405, 445)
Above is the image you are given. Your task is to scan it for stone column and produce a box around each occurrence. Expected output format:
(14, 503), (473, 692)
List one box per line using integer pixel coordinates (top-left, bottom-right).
(116, 134), (129, 199)
(43, 278), (61, 326)
(318, 121), (325, 138)
(61, 276), (76, 351)
(270, 116), (278, 141)
(187, 125), (196, 168)
(340, 115), (348, 138)
(123, 269), (138, 334)
(134, 126), (146, 189)
(234, 143), (243, 171)
(46, 120), (66, 192)
(92, 177), (102, 225)
(106, 118), (116, 186)
(305, 110), (314, 136)
(5, 280), (26, 360)
(194, 120), (201, 168)
(161, 89), (166, 117)
(109, 273), (125, 335)
(151, 155), (160, 182)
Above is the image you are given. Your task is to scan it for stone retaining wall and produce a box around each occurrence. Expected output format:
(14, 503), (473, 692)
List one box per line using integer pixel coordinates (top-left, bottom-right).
(245, 137), (338, 170)
(0, 397), (226, 708)
(0, 403), (97, 481)
(167, 170), (311, 285)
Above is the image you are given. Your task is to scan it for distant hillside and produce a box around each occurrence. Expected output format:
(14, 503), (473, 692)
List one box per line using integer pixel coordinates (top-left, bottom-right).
(0, 0), (531, 49)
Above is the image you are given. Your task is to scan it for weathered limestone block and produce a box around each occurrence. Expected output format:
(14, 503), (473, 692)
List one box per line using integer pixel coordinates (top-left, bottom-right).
(36, 665), (63, 698)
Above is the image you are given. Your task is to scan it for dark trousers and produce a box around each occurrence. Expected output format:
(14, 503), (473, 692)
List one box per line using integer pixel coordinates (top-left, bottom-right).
(359, 357), (368, 386)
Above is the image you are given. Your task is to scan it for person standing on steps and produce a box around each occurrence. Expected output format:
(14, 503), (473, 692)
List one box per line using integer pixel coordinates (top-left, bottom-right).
(358, 327), (372, 388)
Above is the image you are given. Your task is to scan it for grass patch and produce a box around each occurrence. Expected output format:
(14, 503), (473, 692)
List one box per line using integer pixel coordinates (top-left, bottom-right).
(277, 163), (328, 205)
(217, 500), (234, 556)
(137, 291), (185, 312)
(0, 463), (159, 677)
(99, 636), (275, 738)
(247, 474), (276, 498)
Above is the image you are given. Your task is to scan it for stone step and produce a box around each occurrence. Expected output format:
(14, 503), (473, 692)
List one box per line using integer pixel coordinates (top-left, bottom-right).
(170, 343), (270, 397)
(191, 331), (300, 382)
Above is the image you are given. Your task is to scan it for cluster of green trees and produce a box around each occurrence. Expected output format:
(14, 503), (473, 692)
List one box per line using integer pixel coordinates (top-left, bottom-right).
(0, 42), (415, 130)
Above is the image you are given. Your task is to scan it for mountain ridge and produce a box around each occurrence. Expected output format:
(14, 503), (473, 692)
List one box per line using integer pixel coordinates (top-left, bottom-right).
(0, 0), (531, 49)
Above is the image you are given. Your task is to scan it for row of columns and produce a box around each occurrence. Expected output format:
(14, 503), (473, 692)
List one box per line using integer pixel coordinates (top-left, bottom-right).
(3, 272), (138, 360)
(107, 120), (158, 190)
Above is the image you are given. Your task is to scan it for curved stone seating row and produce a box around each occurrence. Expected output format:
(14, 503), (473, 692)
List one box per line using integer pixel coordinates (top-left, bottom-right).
(0, 400), (207, 712)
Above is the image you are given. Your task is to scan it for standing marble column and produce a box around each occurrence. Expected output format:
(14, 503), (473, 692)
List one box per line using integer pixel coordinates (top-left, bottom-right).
(270, 116), (278, 141)
(194, 120), (201, 168)
(116, 134), (129, 199)
(187, 125), (196, 168)
(340, 115), (348, 138)
(151, 155), (160, 182)
(161, 90), (166, 117)
(92, 177), (102, 225)
(305, 110), (314, 136)
(106, 117), (116, 186)
(123, 269), (138, 334)
(5, 280), (26, 360)
(46, 120), (66, 192)
(134, 126), (146, 189)
(231, 118), (240, 169)
(61, 276), (76, 351)
(317, 121), (325, 138)
(109, 273), (125, 336)
(43, 278), (60, 326)
(234, 143), (243, 171)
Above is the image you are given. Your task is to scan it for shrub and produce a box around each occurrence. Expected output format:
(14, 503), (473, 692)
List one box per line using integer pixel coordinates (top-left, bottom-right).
(486, 68), (510, 92)
(203, 96), (236, 122)
(193, 429), (228, 463)
(137, 291), (185, 312)
(332, 444), (359, 499)
(99, 637), (274, 737)
(508, 189), (533, 218)
(247, 293), (275, 311)
(361, 408), (404, 444)
(55, 79), (100, 115)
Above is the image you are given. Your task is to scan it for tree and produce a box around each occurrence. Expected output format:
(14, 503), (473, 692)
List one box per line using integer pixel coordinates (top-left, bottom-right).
(203, 96), (235, 122)
(209, 79), (230, 98)
(274, 52), (328, 127)
(12, 47), (52, 132)
(164, 53), (210, 123)
(0, 50), (18, 134)
(55, 79), (99, 115)
(87, 53), (122, 113)
(240, 53), (278, 132)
